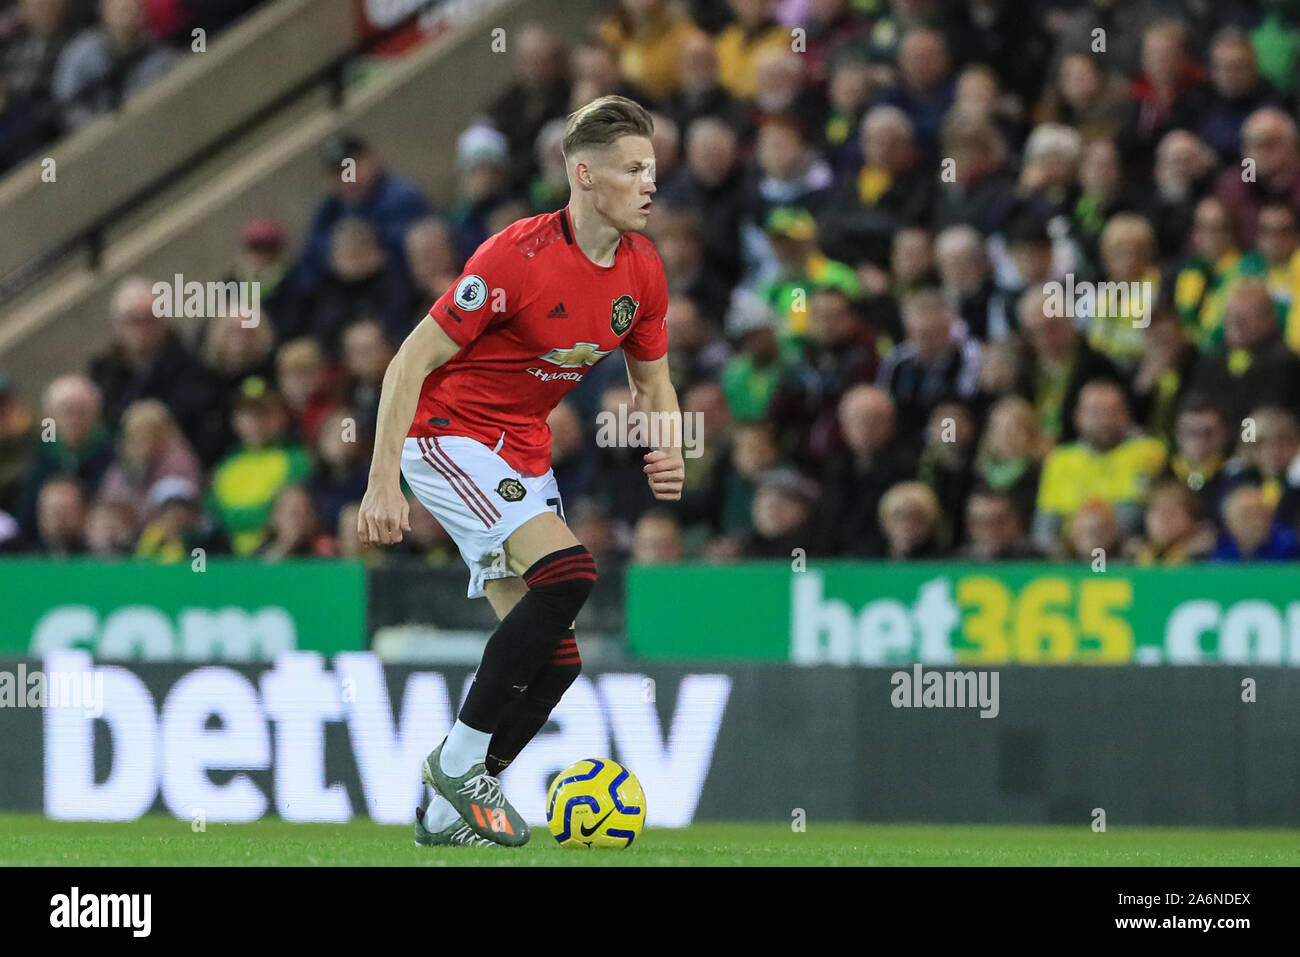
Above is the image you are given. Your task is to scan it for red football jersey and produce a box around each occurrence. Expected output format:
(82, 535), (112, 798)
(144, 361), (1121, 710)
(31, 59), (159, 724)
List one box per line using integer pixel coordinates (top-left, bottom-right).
(408, 206), (669, 476)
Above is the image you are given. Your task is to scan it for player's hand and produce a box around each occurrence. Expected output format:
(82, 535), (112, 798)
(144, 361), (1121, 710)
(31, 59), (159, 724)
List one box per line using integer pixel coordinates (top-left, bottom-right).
(357, 482), (411, 546)
(643, 448), (684, 501)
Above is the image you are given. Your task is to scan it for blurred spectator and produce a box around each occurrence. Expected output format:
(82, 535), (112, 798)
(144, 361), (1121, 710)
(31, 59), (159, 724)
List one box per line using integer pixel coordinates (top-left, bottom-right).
(818, 105), (934, 268)
(679, 380), (730, 491)
(226, 218), (299, 334)
(1050, 0), (1161, 79)
(756, 205), (859, 350)
(751, 47), (825, 133)
(818, 384), (910, 557)
(714, 0), (789, 102)
(1130, 311), (1198, 447)
(528, 118), (572, 215)
(1067, 498), (1122, 562)
(1149, 129), (1219, 260)
(405, 215), (463, 307)
(84, 497), (134, 557)
(446, 123), (515, 259)
(485, 22), (570, 192)
(875, 27), (954, 162)
(298, 133), (430, 293)
(962, 487), (1037, 560)
(389, 491), (458, 565)
(589, 386), (657, 527)
(549, 401), (595, 503)
(1188, 279), (1300, 425)
(820, 48), (872, 172)
(720, 288), (783, 422)
(52, 0), (179, 131)
(1130, 478), (1215, 564)
(1254, 202), (1300, 351)
(875, 288), (980, 453)
(934, 224), (1012, 341)
(134, 476), (229, 562)
(661, 26), (745, 135)
(683, 420), (777, 537)
(293, 217), (414, 354)
(1175, 197), (1264, 352)
(665, 296), (730, 390)
(96, 398), (200, 532)
(1087, 212), (1161, 370)
(749, 114), (834, 229)
(15, 373), (114, 539)
(631, 507), (683, 563)
(1, 0), (74, 149)
(1013, 287), (1124, 443)
(649, 207), (733, 320)
(1116, 20), (1210, 176)
(973, 395), (1045, 525)
(678, 117), (748, 284)
(567, 497), (622, 562)
(797, 0), (870, 93)
(1033, 380), (1167, 555)
(1070, 138), (1144, 271)
(769, 285), (878, 467)
(1015, 122), (1082, 223)
(1211, 483), (1300, 560)
(932, 110), (1015, 235)
(308, 407), (369, 533)
(1162, 393), (1234, 523)
(735, 466), (825, 558)
(879, 480), (944, 560)
(207, 377), (311, 555)
(255, 484), (333, 559)
(276, 338), (339, 449)
(569, 40), (646, 115)
(1034, 51), (1126, 140)
(340, 318), (394, 437)
(189, 307), (277, 466)
(1214, 107), (1300, 249)
(1198, 28), (1283, 163)
(915, 400), (976, 549)
(599, 0), (696, 101)
(88, 276), (206, 434)
(34, 475), (86, 555)
(0, 69), (43, 172)
(1230, 405), (1300, 530)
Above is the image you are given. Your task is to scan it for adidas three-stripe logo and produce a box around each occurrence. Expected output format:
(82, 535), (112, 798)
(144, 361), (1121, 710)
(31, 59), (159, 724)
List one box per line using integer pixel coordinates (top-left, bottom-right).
(547, 302), (568, 318)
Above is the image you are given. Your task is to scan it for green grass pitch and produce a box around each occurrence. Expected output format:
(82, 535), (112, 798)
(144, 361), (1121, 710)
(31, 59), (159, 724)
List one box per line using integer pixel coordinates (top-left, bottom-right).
(2, 815), (1298, 865)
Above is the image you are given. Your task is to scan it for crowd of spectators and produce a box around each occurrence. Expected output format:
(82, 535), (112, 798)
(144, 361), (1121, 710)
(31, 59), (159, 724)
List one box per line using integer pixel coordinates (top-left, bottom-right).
(7, 0), (1300, 570)
(0, 0), (262, 171)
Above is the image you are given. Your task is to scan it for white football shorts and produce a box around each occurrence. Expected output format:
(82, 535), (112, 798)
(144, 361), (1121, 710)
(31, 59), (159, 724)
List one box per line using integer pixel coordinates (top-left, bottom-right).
(401, 434), (563, 598)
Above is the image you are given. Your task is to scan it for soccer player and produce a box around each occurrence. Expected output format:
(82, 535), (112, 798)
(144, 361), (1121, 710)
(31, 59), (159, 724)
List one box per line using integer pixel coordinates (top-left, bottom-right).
(357, 96), (684, 847)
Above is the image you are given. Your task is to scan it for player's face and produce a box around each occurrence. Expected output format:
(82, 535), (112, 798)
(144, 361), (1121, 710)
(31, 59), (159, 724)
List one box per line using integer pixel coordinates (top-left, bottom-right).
(591, 136), (656, 233)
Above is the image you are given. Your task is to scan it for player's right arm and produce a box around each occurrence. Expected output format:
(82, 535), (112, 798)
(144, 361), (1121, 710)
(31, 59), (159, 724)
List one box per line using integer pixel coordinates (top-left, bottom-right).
(356, 316), (462, 545)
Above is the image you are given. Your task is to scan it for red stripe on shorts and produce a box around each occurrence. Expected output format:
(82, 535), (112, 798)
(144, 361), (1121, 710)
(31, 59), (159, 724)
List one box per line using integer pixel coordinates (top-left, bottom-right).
(432, 437), (501, 521)
(419, 438), (494, 529)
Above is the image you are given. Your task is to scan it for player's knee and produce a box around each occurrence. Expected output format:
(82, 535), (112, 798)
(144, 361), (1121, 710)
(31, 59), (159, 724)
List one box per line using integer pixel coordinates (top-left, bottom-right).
(522, 545), (597, 616)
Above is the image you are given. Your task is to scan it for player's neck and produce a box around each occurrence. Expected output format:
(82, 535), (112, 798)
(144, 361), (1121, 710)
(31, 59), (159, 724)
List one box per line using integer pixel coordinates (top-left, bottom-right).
(566, 202), (621, 267)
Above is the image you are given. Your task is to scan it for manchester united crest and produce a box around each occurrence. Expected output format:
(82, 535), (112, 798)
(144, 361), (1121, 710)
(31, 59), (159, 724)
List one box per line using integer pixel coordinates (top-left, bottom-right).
(496, 478), (526, 502)
(610, 294), (640, 335)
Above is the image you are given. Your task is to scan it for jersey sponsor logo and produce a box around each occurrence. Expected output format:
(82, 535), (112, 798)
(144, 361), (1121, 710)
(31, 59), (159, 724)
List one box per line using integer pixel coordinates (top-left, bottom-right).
(540, 342), (611, 367)
(453, 274), (489, 311)
(496, 478), (526, 502)
(527, 367), (584, 382)
(610, 294), (640, 335)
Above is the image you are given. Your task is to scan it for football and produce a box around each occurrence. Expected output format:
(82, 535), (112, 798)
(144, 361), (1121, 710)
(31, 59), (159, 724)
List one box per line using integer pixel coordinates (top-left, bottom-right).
(545, 758), (646, 849)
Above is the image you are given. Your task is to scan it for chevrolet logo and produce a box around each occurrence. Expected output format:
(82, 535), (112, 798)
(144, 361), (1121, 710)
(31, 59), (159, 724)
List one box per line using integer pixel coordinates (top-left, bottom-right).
(540, 342), (611, 368)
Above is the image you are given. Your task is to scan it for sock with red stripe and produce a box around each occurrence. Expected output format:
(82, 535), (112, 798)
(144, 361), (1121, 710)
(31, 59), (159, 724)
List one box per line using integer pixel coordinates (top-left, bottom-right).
(459, 545), (596, 734)
(485, 628), (582, 776)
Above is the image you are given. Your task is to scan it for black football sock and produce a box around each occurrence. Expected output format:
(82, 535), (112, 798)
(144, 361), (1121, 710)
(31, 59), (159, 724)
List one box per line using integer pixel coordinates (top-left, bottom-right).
(485, 628), (582, 777)
(459, 546), (595, 732)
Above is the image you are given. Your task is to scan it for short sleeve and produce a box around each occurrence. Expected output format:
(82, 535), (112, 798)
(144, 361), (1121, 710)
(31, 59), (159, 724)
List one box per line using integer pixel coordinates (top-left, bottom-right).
(427, 238), (521, 347)
(622, 252), (669, 362)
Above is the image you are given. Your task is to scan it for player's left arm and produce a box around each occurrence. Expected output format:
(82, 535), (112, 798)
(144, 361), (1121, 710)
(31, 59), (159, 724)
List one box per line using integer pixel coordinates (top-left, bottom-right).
(625, 353), (685, 501)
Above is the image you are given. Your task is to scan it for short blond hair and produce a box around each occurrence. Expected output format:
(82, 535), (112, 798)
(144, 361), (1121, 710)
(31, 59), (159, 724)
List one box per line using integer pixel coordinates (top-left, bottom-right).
(563, 95), (654, 158)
